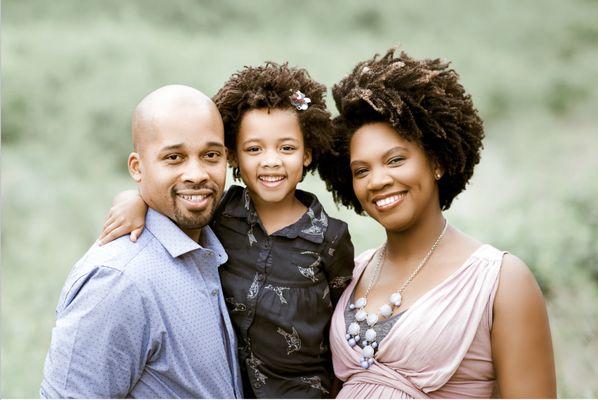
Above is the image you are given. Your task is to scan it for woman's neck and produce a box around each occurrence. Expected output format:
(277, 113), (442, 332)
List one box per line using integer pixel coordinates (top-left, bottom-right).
(384, 209), (447, 265)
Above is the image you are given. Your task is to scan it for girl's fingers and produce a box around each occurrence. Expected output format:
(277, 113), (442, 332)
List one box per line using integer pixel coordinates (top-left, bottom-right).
(99, 219), (125, 244)
(98, 225), (128, 246)
(130, 227), (144, 242)
(102, 213), (116, 231)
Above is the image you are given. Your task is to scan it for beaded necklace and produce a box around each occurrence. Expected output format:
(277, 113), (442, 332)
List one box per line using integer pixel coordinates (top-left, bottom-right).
(346, 220), (448, 369)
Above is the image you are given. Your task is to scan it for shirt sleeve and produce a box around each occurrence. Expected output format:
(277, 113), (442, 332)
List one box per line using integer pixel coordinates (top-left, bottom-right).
(323, 222), (355, 306)
(41, 265), (155, 398)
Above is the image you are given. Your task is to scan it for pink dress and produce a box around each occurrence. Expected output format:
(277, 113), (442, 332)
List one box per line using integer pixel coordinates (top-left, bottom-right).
(330, 244), (505, 398)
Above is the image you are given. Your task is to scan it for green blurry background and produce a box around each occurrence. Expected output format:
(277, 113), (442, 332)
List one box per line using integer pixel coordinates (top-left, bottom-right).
(2, 0), (597, 397)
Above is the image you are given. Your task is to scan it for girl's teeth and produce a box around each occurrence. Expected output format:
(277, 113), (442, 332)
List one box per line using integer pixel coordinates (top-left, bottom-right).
(260, 176), (284, 182)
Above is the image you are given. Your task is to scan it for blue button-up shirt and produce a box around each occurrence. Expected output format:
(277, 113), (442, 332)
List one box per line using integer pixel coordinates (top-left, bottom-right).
(41, 208), (242, 398)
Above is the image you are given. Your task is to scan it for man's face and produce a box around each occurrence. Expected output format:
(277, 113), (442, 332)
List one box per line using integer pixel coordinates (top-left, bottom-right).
(130, 105), (227, 240)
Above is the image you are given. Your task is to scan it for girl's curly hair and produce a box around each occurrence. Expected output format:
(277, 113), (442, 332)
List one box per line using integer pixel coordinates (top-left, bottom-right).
(318, 48), (485, 213)
(213, 62), (334, 180)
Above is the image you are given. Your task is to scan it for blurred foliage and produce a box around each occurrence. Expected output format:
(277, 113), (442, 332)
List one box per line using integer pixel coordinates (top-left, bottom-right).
(2, 0), (598, 397)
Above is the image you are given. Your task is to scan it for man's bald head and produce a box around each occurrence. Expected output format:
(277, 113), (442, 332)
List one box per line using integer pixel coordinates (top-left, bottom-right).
(132, 84), (222, 152)
(127, 84), (227, 241)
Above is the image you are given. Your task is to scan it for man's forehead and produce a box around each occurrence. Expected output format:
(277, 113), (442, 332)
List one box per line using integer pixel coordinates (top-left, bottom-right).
(131, 85), (223, 151)
(155, 140), (225, 152)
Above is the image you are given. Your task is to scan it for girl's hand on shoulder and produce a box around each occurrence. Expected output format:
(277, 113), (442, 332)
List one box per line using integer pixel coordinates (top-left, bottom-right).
(492, 254), (557, 398)
(99, 190), (148, 246)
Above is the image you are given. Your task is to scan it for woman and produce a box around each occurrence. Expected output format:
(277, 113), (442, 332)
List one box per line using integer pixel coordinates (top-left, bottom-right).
(318, 48), (556, 398)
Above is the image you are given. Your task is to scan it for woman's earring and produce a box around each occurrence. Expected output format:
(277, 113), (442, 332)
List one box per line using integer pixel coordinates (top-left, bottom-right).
(435, 172), (442, 180)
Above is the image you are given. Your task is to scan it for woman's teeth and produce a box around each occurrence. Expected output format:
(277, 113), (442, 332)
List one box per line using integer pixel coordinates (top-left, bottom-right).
(375, 193), (405, 207)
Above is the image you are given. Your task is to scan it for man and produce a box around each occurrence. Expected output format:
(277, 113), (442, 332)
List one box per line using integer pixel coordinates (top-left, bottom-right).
(41, 85), (242, 398)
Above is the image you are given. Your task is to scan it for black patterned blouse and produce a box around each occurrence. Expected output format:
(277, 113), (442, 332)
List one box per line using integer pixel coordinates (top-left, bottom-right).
(211, 185), (355, 398)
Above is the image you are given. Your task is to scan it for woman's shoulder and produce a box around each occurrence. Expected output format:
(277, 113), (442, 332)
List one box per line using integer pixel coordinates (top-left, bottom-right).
(354, 247), (381, 268)
(496, 253), (539, 297)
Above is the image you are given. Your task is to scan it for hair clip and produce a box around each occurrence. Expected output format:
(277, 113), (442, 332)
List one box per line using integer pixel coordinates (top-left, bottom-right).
(289, 90), (311, 111)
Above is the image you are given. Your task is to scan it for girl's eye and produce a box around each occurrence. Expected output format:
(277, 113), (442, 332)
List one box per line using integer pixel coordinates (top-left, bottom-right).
(246, 146), (261, 153)
(281, 145), (296, 152)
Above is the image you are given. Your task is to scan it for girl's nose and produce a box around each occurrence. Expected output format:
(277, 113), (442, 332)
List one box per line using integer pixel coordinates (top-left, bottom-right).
(261, 156), (283, 168)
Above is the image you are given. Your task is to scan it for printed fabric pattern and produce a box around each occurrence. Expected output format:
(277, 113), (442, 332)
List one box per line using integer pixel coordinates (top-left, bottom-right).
(211, 185), (355, 398)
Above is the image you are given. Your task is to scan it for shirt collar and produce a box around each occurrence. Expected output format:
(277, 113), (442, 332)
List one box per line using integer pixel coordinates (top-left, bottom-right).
(145, 208), (228, 262)
(221, 186), (328, 244)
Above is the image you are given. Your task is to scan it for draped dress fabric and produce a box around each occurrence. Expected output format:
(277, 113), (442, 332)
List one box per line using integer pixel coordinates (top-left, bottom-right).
(330, 244), (506, 398)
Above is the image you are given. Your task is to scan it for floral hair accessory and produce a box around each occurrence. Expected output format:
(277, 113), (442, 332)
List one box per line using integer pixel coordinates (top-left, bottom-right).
(289, 90), (311, 111)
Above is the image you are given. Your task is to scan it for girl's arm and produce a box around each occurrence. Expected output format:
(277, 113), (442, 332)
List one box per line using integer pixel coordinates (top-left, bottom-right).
(491, 254), (557, 398)
(98, 190), (148, 245)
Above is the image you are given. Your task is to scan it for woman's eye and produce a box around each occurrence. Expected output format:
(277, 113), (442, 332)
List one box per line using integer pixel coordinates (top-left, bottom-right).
(353, 168), (368, 177)
(389, 156), (405, 165)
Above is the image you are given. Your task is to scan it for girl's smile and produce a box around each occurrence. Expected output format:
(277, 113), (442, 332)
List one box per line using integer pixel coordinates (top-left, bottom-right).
(258, 174), (287, 188)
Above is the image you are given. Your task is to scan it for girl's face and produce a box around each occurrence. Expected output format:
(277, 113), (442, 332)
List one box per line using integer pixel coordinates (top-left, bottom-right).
(349, 122), (441, 232)
(234, 108), (311, 205)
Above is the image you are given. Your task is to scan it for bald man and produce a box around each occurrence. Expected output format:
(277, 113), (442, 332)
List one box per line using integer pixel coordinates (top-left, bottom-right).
(41, 85), (242, 398)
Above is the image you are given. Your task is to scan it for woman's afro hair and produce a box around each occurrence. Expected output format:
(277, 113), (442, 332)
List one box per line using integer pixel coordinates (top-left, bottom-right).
(318, 48), (485, 214)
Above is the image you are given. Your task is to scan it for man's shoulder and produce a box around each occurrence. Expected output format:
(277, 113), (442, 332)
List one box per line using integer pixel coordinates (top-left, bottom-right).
(81, 231), (159, 272)
(66, 230), (167, 290)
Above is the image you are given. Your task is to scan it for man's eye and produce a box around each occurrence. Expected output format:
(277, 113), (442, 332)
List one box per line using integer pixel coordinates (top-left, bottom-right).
(204, 151), (221, 160)
(166, 154), (182, 161)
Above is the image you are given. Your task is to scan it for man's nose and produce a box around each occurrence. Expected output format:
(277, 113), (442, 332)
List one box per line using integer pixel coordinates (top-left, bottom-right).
(181, 158), (209, 183)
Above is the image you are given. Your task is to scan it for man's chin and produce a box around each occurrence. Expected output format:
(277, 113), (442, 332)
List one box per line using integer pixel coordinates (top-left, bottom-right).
(173, 208), (214, 231)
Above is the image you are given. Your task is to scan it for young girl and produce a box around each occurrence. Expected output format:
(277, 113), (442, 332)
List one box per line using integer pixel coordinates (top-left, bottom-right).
(99, 63), (355, 398)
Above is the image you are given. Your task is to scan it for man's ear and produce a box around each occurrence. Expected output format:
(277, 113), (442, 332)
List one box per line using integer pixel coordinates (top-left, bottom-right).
(128, 152), (142, 182)
(303, 148), (312, 167)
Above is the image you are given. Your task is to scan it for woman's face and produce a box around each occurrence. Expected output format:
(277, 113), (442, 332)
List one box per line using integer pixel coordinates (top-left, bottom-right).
(349, 122), (441, 231)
